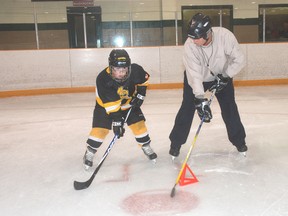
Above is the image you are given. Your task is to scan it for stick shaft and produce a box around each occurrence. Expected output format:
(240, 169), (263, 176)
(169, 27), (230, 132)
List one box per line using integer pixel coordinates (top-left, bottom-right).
(74, 108), (132, 190)
(170, 90), (216, 196)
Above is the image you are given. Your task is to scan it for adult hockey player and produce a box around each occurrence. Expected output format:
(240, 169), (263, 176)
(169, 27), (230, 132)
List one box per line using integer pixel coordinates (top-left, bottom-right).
(83, 49), (157, 169)
(169, 13), (247, 159)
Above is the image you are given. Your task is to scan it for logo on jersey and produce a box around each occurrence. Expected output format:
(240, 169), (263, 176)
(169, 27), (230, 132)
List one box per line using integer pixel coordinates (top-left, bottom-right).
(117, 86), (130, 99)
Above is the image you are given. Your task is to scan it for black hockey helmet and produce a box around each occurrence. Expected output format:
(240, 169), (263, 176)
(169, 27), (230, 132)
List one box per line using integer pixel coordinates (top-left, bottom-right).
(188, 13), (212, 40)
(109, 49), (131, 68)
(108, 49), (131, 83)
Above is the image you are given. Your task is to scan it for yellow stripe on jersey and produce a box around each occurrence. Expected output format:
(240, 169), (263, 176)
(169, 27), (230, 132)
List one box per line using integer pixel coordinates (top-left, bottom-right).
(137, 80), (149, 87)
(96, 88), (121, 114)
(104, 100), (121, 113)
(106, 67), (111, 74)
(121, 99), (132, 110)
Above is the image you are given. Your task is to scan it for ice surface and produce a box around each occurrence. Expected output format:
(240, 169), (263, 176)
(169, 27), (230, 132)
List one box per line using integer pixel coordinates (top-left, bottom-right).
(0, 86), (288, 216)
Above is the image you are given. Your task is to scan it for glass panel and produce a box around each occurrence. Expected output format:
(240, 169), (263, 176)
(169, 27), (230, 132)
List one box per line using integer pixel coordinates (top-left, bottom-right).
(162, 11), (181, 46)
(36, 12), (69, 49)
(100, 0), (162, 47)
(33, 1), (72, 49)
(132, 11), (163, 47)
(1, 1), (288, 50)
(0, 13), (36, 50)
(101, 12), (131, 48)
(260, 6), (288, 42)
(102, 13), (131, 48)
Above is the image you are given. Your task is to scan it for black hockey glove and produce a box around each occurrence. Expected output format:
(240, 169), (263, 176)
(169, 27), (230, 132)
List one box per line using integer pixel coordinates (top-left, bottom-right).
(194, 97), (212, 123)
(112, 119), (125, 138)
(130, 93), (145, 107)
(209, 74), (231, 93)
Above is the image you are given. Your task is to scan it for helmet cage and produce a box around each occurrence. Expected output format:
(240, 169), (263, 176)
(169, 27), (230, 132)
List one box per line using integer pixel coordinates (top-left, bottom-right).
(110, 66), (131, 83)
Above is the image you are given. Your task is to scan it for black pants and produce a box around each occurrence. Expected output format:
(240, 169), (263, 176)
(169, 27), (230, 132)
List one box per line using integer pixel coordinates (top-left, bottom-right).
(169, 71), (246, 150)
(91, 105), (145, 129)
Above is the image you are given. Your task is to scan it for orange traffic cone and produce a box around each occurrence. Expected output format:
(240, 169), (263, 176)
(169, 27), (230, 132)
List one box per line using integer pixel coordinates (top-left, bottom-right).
(179, 164), (199, 186)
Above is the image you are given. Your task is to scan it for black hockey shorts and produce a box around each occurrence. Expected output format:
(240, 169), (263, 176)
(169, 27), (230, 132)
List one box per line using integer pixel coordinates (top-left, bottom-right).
(92, 105), (146, 130)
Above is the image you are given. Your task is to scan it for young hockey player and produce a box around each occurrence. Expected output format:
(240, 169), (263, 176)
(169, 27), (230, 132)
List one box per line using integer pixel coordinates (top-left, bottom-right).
(169, 13), (247, 159)
(83, 49), (157, 169)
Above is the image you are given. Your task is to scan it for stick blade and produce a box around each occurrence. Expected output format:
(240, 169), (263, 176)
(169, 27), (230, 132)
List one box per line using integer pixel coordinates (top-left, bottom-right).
(73, 180), (89, 190)
(170, 184), (177, 198)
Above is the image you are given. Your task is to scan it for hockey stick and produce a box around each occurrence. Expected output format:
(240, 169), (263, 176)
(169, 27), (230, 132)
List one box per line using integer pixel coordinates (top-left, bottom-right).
(170, 89), (216, 198)
(74, 108), (132, 190)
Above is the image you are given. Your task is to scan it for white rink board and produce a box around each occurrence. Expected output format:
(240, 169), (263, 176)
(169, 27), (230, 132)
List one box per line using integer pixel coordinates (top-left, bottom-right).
(0, 43), (288, 91)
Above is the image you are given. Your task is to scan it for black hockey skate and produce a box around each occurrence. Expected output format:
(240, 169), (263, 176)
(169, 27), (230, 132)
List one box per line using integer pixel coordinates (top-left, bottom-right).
(169, 146), (181, 161)
(236, 144), (248, 157)
(141, 144), (157, 163)
(83, 146), (97, 170)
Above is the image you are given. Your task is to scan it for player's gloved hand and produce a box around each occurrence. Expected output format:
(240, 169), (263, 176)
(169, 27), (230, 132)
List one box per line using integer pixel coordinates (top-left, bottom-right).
(209, 74), (231, 93)
(194, 97), (212, 123)
(130, 93), (145, 107)
(112, 119), (125, 138)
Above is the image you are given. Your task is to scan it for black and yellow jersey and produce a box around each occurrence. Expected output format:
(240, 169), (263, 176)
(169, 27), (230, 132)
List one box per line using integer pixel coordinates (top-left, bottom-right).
(95, 63), (149, 116)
